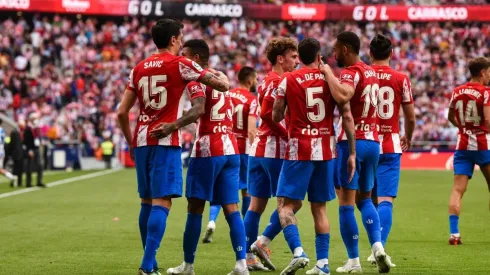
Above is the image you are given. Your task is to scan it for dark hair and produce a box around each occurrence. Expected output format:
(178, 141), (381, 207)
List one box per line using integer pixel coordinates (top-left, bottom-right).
(337, 31), (361, 55)
(183, 39), (210, 63)
(298, 38), (321, 65)
(238, 66), (256, 85)
(266, 37), (298, 65)
(469, 57), (490, 78)
(151, 19), (183, 49)
(0, 118), (3, 125)
(370, 34), (392, 60)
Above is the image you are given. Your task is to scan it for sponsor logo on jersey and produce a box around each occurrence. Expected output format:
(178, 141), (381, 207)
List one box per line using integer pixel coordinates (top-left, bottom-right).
(301, 125), (319, 135)
(191, 61), (203, 72)
(213, 123), (229, 134)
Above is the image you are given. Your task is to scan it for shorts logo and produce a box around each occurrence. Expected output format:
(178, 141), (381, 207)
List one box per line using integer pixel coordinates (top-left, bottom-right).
(353, 235), (359, 240)
(366, 219), (373, 224)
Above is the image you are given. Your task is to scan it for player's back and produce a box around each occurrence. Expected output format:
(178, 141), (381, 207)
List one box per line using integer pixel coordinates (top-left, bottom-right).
(450, 82), (490, 151)
(338, 61), (379, 141)
(371, 65), (413, 153)
(186, 82), (238, 157)
(278, 67), (336, 161)
(229, 87), (258, 154)
(128, 52), (205, 148)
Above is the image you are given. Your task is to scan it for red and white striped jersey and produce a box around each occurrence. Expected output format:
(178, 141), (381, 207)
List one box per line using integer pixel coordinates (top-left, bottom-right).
(229, 87), (258, 155)
(186, 82), (239, 158)
(250, 71), (288, 159)
(449, 82), (490, 151)
(337, 61), (379, 143)
(276, 68), (337, 161)
(371, 65), (413, 154)
(127, 52), (207, 148)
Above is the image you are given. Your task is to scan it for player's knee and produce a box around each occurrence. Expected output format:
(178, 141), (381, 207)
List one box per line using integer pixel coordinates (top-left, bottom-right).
(378, 196), (394, 204)
(141, 198), (152, 205)
(187, 198), (206, 214)
(152, 197), (172, 209)
(249, 197), (268, 213)
(241, 189), (250, 197)
(310, 202), (326, 217)
(222, 203), (239, 215)
(452, 179), (468, 195)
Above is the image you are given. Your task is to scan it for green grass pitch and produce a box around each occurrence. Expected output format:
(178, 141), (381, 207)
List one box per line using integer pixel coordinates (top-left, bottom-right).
(0, 169), (489, 274)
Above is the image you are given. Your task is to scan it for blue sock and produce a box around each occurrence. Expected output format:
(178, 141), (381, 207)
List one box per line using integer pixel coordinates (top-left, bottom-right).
(315, 233), (330, 261)
(183, 213), (203, 264)
(262, 210), (283, 241)
(244, 210), (261, 253)
(378, 201), (393, 247)
(141, 206), (169, 272)
(449, 215), (459, 234)
(226, 211), (246, 260)
(241, 196), (251, 218)
(139, 203), (152, 249)
(209, 205), (221, 223)
(283, 224), (302, 254)
(357, 199), (382, 246)
(339, 205), (359, 259)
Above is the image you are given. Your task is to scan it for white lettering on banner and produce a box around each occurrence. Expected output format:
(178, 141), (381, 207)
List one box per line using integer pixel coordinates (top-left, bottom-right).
(0, 0), (30, 9)
(185, 4), (243, 18)
(408, 7), (468, 20)
(62, 0), (90, 12)
(128, 0), (164, 16)
(288, 5), (317, 19)
(353, 6), (389, 21)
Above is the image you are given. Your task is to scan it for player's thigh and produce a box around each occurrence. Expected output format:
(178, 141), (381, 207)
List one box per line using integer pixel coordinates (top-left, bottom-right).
(150, 146), (183, 199)
(186, 156), (222, 202)
(307, 160), (336, 203)
(357, 140), (380, 193)
(453, 150), (476, 179)
(338, 141), (360, 190)
(248, 157), (272, 198)
(213, 155), (240, 206)
(376, 153), (401, 198)
(134, 146), (152, 199)
(263, 158), (284, 198)
(277, 160), (314, 201)
(239, 154), (249, 190)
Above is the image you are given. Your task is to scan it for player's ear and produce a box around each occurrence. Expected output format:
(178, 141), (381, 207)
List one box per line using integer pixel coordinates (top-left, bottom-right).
(277, 55), (284, 65)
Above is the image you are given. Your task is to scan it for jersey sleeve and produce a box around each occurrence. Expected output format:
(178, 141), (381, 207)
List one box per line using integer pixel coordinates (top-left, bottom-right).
(178, 57), (208, 82)
(275, 76), (288, 100)
(126, 68), (136, 91)
(185, 82), (206, 101)
(449, 89), (456, 108)
(339, 68), (359, 89)
(401, 75), (413, 105)
(484, 89), (490, 106)
(249, 97), (258, 117)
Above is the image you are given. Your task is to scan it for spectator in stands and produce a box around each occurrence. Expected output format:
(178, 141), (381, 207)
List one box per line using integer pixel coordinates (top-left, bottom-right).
(23, 113), (45, 188)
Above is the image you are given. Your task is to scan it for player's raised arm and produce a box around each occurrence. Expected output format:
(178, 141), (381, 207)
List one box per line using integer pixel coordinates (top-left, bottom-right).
(117, 87), (137, 159)
(272, 77), (288, 123)
(339, 101), (356, 183)
(319, 61), (355, 105)
(401, 77), (416, 151)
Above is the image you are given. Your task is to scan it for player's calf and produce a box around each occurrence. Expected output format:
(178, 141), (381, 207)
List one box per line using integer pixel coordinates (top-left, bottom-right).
(222, 203), (248, 275)
(448, 175), (469, 243)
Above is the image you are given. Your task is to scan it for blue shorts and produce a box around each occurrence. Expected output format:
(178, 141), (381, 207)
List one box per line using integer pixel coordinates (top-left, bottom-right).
(239, 154), (248, 190)
(373, 153), (401, 198)
(338, 140), (380, 192)
(186, 155), (240, 205)
(248, 157), (283, 198)
(134, 146), (183, 199)
(277, 160), (336, 203)
(454, 150), (490, 179)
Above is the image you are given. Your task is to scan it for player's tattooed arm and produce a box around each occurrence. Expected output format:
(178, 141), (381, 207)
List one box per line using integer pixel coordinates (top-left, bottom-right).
(149, 97), (205, 139)
(401, 103), (416, 151)
(447, 107), (458, 128)
(272, 98), (286, 123)
(340, 102), (356, 182)
(117, 88), (137, 159)
(319, 61), (355, 105)
(484, 105), (490, 131)
(199, 69), (230, 92)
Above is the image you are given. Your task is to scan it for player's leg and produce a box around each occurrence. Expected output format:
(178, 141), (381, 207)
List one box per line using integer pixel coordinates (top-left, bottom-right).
(448, 150), (474, 245)
(277, 160), (311, 274)
(306, 160), (336, 275)
(140, 146), (182, 274)
(240, 154), (251, 217)
(336, 142), (362, 274)
(203, 204), (221, 243)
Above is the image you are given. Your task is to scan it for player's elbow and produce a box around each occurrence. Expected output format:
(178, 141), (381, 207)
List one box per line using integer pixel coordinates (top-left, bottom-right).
(117, 109), (128, 121)
(195, 104), (206, 117)
(272, 111), (282, 123)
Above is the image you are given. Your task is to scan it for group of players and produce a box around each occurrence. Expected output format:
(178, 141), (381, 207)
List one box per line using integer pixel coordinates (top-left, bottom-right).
(117, 18), (490, 275)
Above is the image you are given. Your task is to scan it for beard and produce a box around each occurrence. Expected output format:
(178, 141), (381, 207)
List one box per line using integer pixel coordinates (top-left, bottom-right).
(336, 58), (345, 68)
(250, 85), (257, 94)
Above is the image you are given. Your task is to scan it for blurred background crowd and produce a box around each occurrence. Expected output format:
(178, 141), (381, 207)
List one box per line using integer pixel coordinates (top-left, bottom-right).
(0, 9), (488, 159)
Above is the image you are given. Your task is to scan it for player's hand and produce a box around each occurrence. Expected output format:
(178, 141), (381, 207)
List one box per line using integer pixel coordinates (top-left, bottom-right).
(400, 136), (411, 152)
(129, 146), (135, 161)
(28, 150), (34, 158)
(149, 123), (178, 139)
(347, 154), (356, 183)
(319, 59), (332, 75)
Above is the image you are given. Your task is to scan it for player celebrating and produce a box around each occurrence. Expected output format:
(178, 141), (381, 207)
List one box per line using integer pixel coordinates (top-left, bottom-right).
(320, 31), (391, 273)
(243, 37), (299, 272)
(166, 39), (248, 275)
(117, 20), (230, 275)
(273, 37), (355, 275)
(447, 57), (490, 245)
(367, 34), (415, 265)
(202, 66), (258, 244)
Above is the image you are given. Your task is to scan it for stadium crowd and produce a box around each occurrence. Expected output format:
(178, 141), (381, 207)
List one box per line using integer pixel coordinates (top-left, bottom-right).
(0, 15), (488, 155)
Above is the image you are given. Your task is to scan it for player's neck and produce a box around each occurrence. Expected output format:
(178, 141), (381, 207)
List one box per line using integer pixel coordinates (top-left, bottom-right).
(157, 48), (176, 55)
(303, 62), (319, 69)
(470, 77), (486, 85)
(238, 84), (250, 91)
(371, 59), (390, 66)
(272, 64), (285, 76)
(345, 56), (361, 67)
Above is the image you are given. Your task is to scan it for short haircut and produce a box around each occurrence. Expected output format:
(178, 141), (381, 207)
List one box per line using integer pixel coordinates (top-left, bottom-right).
(337, 31), (361, 55)
(151, 19), (183, 49)
(183, 39), (210, 62)
(298, 38), (321, 65)
(238, 66), (256, 85)
(469, 57), (490, 78)
(266, 37), (298, 65)
(370, 34), (392, 60)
